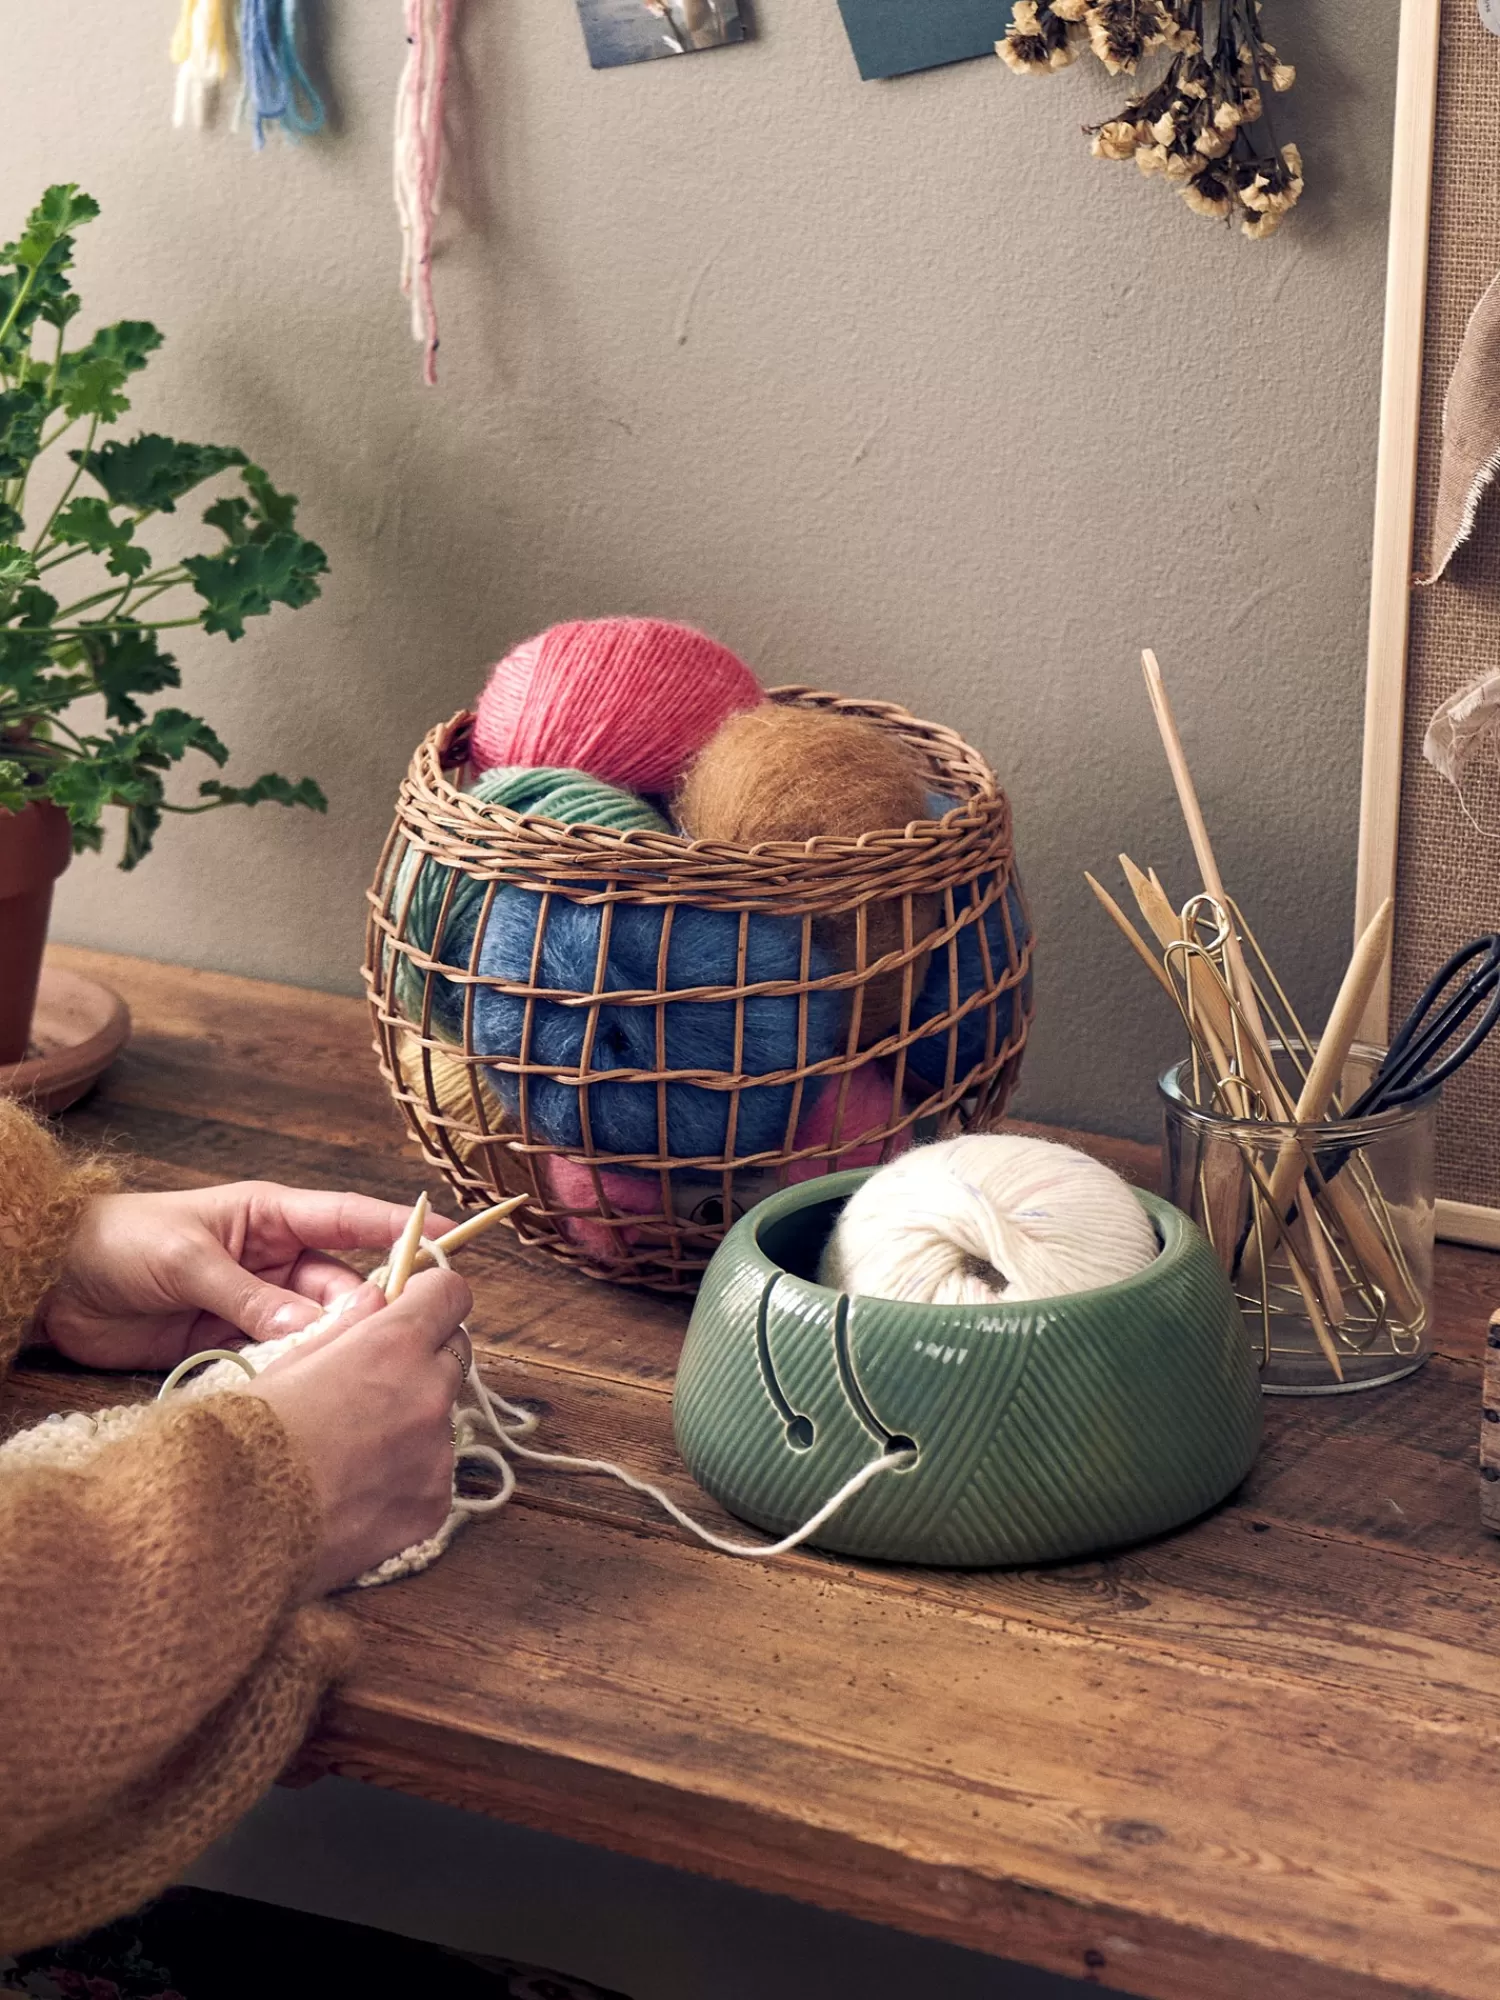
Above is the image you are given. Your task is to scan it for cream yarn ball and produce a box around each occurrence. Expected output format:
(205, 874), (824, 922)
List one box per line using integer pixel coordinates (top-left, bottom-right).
(817, 1134), (1160, 1305)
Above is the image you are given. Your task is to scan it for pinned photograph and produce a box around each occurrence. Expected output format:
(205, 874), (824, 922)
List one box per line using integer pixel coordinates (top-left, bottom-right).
(576, 0), (746, 68)
(835, 0), (1010, 81)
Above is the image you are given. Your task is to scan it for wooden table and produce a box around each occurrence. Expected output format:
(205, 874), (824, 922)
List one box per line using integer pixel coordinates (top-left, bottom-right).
(9, 947), (1500, 2000)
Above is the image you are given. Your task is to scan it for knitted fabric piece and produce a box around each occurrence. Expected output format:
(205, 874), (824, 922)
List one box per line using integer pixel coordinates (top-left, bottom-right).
(0, 1098), (117, 1372)
(1, 1311), (486, 1587)
(0, 1103), (353, 1954)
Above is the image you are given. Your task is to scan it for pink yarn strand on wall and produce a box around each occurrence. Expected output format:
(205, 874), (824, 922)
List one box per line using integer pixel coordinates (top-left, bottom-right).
(394, 0), (458, 386)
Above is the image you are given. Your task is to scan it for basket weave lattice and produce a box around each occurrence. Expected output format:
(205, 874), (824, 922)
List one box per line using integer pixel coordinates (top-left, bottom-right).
(363, 688), (1034, 1292)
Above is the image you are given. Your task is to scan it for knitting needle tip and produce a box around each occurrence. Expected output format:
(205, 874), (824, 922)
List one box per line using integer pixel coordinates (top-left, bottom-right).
(429, 1194), (530, 1257)
(385, 1191), (430, 1302)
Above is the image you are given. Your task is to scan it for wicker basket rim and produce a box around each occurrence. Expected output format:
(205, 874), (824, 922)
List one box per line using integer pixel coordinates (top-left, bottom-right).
(398, 689), (1008, 884)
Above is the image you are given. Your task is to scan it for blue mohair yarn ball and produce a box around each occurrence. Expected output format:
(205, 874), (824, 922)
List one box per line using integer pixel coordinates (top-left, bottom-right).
(472, 894), (841, 1160)
(903, 870), (1032, 1092)
(387, 768), (668, 1034)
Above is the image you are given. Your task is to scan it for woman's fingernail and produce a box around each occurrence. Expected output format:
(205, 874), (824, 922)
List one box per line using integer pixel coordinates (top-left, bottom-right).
(269, 1301), (317, 1336)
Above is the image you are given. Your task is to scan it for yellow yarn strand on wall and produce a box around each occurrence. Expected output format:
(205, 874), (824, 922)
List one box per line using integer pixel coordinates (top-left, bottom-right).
(171, 0), (236, 129)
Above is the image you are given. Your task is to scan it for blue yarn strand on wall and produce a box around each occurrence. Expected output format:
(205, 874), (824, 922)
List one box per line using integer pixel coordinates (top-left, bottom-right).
(240, 0), (325, 147)
(473, 895), (842, 1161)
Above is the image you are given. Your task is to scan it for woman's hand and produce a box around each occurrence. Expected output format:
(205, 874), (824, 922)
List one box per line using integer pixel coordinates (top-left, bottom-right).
(251, 1267), (475, 1596)
(37, 1182), (454, 1372)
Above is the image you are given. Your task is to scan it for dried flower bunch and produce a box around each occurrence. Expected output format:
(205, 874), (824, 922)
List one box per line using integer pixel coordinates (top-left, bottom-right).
(999, 0), (1302, 239)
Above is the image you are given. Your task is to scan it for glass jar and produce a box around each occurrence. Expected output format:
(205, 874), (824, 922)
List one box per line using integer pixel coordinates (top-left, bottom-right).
(1159, 1047), (1436, 1395)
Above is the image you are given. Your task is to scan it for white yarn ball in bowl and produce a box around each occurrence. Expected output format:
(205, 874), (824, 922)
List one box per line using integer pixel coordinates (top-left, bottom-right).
(816, 1133), (1160, 1305)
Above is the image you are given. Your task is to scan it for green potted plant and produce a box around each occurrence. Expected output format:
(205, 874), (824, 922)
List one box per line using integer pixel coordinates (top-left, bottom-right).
(0, 184), (327, 1077)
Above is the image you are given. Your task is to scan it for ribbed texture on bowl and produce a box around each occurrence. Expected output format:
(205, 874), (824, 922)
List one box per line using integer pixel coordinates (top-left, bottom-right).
(672, 1176), (1261, 1565)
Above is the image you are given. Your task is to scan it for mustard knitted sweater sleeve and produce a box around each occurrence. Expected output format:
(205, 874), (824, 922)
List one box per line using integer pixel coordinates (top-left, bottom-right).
(0, 1101), (355, 1954)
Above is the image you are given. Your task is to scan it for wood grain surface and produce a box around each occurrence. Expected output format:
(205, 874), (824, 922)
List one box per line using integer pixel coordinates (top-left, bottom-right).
(8, 946), (1500, 2000)
(1482, 1312), (1500, 1534)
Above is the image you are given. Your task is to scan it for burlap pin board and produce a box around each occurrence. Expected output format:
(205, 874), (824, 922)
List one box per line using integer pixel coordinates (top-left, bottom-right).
(1362, 0), (1500, 1243)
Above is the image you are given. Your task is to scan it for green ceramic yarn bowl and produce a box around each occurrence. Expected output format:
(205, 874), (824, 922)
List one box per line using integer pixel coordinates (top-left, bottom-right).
(672, 1172), (1262, 1565)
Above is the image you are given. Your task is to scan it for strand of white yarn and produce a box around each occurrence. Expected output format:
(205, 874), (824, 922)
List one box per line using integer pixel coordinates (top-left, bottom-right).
(456, 1365), (913, 1563)
(0, 1237), (908, 1586)
(394, 1239), (913, 1569)
(349, 1245), (913, 1567)
(171, 0), (236, 131)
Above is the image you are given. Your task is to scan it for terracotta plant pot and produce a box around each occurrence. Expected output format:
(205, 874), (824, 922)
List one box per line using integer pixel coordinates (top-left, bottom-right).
(0, 801), (74, 1064)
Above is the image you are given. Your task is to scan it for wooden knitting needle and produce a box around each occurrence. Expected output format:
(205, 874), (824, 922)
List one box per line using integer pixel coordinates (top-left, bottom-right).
(1092, 866), (1242, 1115)
(1122, 855), (1346, 1322)
(1092, 860), (1263, 1284)
(1233, 890), (1417, 1319)
(1137, 666), (1327, 1278)
(1084, 873), (1177, 998)
(1142, 860), (1416, 1325)
(1119, 856), (1249, 1097)
(428, 1194), (529, 1257)
(1265, 898), (1395, 1216)
(384, 1191), (429, 1302)
(379, 1195), (530, 1293)
(1141, 650), (1271, 1048)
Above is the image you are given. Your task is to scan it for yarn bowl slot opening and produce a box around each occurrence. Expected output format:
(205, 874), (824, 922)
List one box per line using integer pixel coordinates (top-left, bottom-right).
(673, 1174), (1264, 1565)
(364, 691), (1035, 1294)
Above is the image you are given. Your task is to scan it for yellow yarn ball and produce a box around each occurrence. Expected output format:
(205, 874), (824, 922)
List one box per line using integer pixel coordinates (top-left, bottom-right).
(395, 1036), (505, 1169)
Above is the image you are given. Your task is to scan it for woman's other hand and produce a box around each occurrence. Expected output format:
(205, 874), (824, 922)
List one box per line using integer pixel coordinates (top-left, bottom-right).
(37, 1183), (454, 1372)
(251, 1267), (474, 1595)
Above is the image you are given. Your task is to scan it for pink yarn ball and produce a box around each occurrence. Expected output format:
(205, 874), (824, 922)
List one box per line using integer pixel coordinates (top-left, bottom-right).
(545, 1154), (662, 1264)
(785, 1062), (912, 1185)
(472, 618), (763, 796)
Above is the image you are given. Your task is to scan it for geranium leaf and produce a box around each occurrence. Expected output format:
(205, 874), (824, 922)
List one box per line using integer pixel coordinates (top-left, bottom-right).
(56, 321), (163, 421)
(51, 496), (152, 578)
(72, 433), (247, 513)
(0, 543), (38, 592)
(0, 384), (46, 480)
(183, 529), (328, 639)
(3, 184), (99, 270)
(76, 622), (181, 724)
(0, 758), (29, 813)
(198, 772), (327, 812)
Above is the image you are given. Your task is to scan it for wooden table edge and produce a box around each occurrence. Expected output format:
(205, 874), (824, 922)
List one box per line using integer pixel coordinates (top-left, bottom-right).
(295, 1700), (1439, 2000)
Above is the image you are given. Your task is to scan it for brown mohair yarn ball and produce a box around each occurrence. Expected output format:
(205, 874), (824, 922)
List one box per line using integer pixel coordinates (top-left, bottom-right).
(675, 704), (937, 1041)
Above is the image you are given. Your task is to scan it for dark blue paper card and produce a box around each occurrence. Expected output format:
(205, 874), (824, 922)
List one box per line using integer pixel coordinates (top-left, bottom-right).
(836, 0), (1013, 79)
(576, 0), (745, 68)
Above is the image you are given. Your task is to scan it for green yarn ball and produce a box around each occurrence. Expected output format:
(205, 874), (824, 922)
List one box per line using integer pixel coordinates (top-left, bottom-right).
(386, 766), (669, 1033)
(471, 765), (672, 834)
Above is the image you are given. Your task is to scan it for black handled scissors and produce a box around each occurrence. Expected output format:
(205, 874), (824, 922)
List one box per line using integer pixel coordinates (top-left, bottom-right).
(1344, 933), (1500, 1118)
(1231, 935), (1500, 1274)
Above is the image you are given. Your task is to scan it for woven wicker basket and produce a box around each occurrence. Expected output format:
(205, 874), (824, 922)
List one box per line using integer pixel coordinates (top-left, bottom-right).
(363, 688), (1033, 1293)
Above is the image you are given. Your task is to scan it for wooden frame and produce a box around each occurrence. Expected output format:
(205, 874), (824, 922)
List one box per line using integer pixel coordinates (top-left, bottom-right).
(1353, 0), (1500, 1248)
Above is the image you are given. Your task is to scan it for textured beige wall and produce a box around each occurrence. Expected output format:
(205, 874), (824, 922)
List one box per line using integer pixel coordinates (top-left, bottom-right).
(6, 1), (1397, 1139)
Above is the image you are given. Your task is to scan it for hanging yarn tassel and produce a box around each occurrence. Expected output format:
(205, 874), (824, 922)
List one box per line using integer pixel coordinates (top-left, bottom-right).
(394, 0), (459, 386)
(238, 0), (326, 147)
(171, 0), (237, 129)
